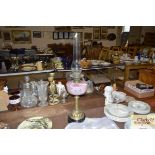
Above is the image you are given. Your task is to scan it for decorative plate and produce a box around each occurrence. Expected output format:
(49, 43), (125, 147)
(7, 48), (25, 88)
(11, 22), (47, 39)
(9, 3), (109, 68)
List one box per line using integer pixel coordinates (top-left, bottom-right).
(104, 104), (133, 122)
(124, 119), (155, 129)
(107, 33), (116, 41)
(128, 101), (151, 114)
(17, 116), (52, 129)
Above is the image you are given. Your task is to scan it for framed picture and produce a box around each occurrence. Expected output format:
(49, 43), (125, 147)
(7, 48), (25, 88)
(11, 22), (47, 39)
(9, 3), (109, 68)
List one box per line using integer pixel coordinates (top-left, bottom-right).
(33, 31), (42, 38)
(69, 32), (74, 39)
(78, 32), (83, 41)
(93, 27), (101, 40)
(58, 32), (64, 39)
(100, 27), (108, 40)
(107, 26), (115, 29)
(84, 33), (92, 40)
(0, 31), (2, 39)
(72, 26), (84, 29)
(12, 30), (31, 43)
(3, 31), (11, 41)
(64, 32), (69, 39)
(101, 27), (108, 33)
(55, 26), (71, 31)
(53, 32), (59, 40)
(101, 34), (107, 40)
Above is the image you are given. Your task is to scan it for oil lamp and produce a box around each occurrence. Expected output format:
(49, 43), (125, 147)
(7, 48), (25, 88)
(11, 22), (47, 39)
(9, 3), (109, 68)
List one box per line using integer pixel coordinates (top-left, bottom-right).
(66, 33), (87, 123)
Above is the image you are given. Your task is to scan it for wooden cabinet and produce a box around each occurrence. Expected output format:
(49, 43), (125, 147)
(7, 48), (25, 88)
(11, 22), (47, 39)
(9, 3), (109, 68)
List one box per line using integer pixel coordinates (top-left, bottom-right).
(144, 32), (155, 46)
(139, 69), (155, 86)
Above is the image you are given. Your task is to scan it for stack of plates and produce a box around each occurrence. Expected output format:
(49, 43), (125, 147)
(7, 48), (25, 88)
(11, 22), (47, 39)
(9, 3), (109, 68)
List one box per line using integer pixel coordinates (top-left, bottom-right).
(104, 104), (133, 122)
(17, 116), (52, 129)
(128, 101), (151, 114)
(21, 64), (36, 71)
(100, 62), (111, 66)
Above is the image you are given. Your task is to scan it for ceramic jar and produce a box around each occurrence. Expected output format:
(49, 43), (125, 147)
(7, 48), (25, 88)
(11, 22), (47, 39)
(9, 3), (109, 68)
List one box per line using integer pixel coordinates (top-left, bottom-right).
(8, 95), (21, 111)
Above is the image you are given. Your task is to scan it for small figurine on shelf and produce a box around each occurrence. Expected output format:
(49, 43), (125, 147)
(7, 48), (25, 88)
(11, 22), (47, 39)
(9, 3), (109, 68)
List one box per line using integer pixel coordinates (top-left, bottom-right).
(48, 73), (56, 95)
(56, 81), (68, 103)
(48, 73), (60, 105)
(104, 86), (114, 105)
(112, 51), (120, 64)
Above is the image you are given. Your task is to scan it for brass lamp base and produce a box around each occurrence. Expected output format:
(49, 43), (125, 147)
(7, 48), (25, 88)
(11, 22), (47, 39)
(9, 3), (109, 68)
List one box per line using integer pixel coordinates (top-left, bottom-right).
(68, 110), (85, 123)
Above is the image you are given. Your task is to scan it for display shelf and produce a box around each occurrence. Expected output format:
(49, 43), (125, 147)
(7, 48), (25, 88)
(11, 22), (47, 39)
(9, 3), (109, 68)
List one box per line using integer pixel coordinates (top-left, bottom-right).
(0, 63), (125, 77)
(0, 69), (55, 77)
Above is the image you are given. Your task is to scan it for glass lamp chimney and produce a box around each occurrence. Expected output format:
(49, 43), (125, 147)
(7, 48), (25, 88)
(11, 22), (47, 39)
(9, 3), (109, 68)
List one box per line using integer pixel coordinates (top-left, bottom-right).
(71, 33), (81, 82)
(71, 33), (81, 72)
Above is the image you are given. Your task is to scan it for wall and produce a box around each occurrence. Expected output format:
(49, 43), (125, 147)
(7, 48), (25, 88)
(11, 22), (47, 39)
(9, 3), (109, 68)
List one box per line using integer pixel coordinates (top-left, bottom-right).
(127, 26), (155, 45)
(128, 26), (142, 44)
(0, 26), (119, 49)
(140, 26), (155, 44)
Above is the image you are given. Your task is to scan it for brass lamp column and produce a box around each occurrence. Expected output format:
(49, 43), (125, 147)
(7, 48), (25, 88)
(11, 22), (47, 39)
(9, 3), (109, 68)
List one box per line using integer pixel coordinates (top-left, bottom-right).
(68, 95), (85, 123)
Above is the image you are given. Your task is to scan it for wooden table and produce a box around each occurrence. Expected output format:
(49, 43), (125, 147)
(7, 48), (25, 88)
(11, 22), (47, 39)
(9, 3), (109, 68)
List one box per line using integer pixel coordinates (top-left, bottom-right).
(124, 63), (154, 83)
(0, 89), (155, 129)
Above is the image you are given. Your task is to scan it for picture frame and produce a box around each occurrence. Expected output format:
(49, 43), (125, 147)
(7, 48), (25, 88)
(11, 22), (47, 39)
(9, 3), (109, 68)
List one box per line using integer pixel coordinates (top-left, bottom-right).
(58, 32), (64, 39)
(68, 32), (83, 41)
(64, 32), (69, 39)
(101, 27), (108, 33)
(78, 32), (83, 41)
(33, 31), (42, 38)
(12, 30), (31, 43)
(101, 33), (107, 40)
(93, 27), (101, 40)
(3, 31), (11, 41)
(53, 32), (59, 40)
(0, 31), (2, 39)
(54, 26), (71, 31)
(100, 27), (108, 40)
(69, 32), (74, 39)
(84, 33), (92, 40)
(72, 26), (84, 29)
(107, 26), (115, 29)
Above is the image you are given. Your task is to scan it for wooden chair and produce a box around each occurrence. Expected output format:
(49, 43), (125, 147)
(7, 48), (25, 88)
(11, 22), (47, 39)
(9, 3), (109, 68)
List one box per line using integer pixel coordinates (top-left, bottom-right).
(98, 48), (109, 61)
(127, 46), (138, 58)
(85, 46), (102, 60)
(120, 47), (128, 53)
(110, 46), (121, 51)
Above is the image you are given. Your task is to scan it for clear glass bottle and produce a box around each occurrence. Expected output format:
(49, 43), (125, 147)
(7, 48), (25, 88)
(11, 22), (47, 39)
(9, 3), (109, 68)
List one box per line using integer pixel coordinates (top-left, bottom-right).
(20, 76), (37, 108)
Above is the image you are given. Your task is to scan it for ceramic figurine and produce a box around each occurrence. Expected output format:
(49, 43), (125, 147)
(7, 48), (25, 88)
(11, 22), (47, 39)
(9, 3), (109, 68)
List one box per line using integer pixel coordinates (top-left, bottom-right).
(104, 86), (114, 105)
(56, 82), (68, 103)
